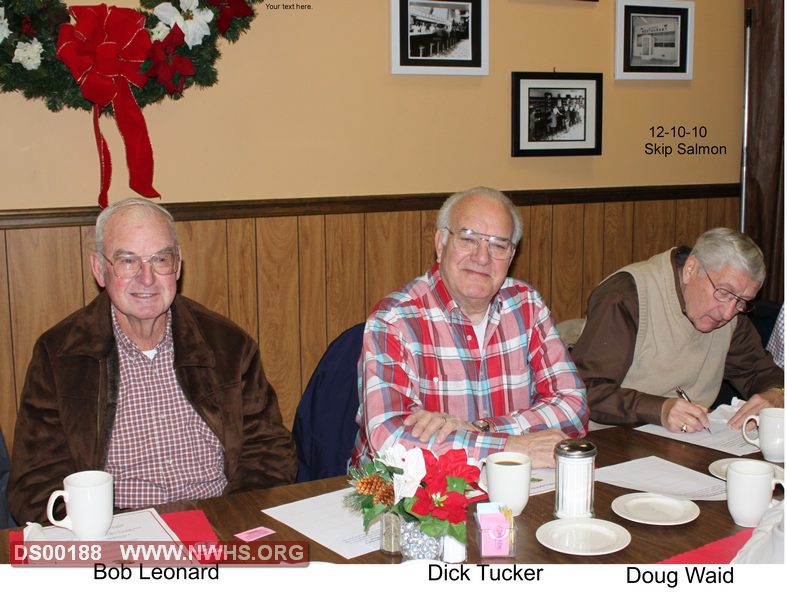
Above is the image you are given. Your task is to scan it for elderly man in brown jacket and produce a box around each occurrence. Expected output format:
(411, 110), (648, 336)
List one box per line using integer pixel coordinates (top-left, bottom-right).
(9, 198), (296, 524)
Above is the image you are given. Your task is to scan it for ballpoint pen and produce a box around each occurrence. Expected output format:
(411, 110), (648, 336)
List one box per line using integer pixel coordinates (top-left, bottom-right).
(675, 386), (712, 434)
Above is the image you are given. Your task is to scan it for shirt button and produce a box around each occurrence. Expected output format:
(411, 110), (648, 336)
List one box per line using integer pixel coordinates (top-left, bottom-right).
(467, 335), (473, 341)
(432, 377), (439, 383)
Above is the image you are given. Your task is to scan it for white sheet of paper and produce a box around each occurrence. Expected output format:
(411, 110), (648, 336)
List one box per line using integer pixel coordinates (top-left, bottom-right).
(595, 455), (727, 500)
(262, 488), (380, 559)
(530, 467), (556, 495)
(635, 398), (759, 456)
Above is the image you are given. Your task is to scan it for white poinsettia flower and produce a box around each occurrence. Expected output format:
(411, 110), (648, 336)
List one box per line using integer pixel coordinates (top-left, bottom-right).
(1, 8), (12, 45)
(377, 443), (426, 503)
(12, 38), (44, 71)
(149, 21), (171, 43)
(154, 0), (214, 49)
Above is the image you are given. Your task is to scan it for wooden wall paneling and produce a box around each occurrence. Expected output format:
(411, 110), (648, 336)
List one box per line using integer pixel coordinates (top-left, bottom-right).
(550, 204), (585, 322)
(633, 200), (677, 263)
(298, 215), (327, 391)
(528, 205), (553, 305)
(603, 201), (634, 276)
(675, 199), (709, 247)
(175, 220), (229, 317)
(325, 214), (366, 341)
(226, 219), (259, 342)
(582, 203), (605, 313)
(707, 197), (741, 231)
(80, 226), (101, 305)
(0, 232), (17, 448)
(420, 210), (438, 273)
(6, 228), (85, 414)
(509, 206), (531, 283)
(257, 216), (300, 429)
(365, 211), (422, 317)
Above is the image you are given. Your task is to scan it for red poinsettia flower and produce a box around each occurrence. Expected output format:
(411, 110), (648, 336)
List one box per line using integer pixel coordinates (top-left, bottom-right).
(410, 480), (468, 524)
(146, 25), (195, 95)
(204, 0), (254, 35)
(421, 448), (480, 486)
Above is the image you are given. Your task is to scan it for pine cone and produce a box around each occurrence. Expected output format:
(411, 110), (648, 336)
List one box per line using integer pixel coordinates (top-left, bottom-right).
(356, 474), (388, 499)
(374, 484), (395, 506)
(355, 474), (395, 506)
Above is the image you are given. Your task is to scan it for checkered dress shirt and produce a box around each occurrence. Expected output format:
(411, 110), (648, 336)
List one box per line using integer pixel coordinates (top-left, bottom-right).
(766, 305), (784, 369)
(105, 308), (227, 508)
(352, 264), (589, 465)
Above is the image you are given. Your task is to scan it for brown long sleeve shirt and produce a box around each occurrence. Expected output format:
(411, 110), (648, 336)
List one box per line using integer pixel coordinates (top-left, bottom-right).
(573, 248), (784, 425)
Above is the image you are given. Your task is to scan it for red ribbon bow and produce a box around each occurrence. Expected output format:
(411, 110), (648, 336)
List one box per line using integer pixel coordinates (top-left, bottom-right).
(57, 4), (158, 208)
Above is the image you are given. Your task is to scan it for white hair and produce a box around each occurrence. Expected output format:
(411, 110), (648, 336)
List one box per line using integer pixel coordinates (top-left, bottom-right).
(690, 227), (765, 285)
(436, 186), (522, 245)
(95, 198), (178, 255)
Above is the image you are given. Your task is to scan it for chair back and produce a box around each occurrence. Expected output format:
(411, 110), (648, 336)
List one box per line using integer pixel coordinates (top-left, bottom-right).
(1, 430), (14, 528)
(293, 324), (365, 482)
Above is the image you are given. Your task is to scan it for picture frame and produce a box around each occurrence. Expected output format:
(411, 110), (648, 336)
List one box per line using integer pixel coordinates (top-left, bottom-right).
(390, 0), (489, 76)
(615, 0), (694, 80)
(511, 72), (603, 157)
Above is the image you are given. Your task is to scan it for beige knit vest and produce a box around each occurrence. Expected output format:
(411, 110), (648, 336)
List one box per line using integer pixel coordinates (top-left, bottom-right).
(619, 250), (735, 407)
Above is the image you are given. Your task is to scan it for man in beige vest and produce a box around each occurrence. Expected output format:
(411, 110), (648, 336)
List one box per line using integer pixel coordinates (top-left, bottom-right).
(573, 228), (783, 433)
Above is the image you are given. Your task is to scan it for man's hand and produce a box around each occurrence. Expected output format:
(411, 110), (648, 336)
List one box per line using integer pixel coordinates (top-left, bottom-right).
(502, 429), (566, 468)
(727, 388), (785, 430)
(660, 397), (710, 433)
(403, 409), (478, 443)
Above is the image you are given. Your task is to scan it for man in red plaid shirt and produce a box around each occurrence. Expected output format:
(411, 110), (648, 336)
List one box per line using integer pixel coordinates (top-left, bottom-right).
(9, 198), (295, 523)
(353, 187), (588, 469)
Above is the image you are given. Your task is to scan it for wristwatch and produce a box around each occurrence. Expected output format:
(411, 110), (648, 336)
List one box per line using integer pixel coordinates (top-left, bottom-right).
(472, 419), (491, 432)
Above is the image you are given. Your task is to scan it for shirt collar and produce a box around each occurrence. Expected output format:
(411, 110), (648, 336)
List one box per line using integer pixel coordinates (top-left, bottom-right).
(427, 262), (502, 323)
(111, 305), (173, 358)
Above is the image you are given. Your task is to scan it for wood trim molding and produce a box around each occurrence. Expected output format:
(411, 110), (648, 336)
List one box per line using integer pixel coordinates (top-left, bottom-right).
(0, 183), (740, 230)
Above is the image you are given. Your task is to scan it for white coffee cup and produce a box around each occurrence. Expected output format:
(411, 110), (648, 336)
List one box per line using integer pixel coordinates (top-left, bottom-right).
(46, 470), (114, 540)
(742, 407), (785, 463)
(479, 451), (532, 516)
(726, 460), (783, 527)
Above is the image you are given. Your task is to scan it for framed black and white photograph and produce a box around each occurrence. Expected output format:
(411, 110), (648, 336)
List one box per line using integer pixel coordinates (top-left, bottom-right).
(615, 0), (694, 80)
(511, 72), (603, 157)
(390, 0), (489, 75)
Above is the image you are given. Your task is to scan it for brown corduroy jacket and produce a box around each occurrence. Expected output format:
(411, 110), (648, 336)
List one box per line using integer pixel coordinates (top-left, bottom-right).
(9, 292), (296, 524)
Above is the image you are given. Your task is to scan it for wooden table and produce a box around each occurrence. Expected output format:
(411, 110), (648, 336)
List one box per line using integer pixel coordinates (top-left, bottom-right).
(2, 426), (781, 564)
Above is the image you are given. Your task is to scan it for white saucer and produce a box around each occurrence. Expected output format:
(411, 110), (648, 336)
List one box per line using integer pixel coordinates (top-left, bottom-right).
(535, 518), (631, 556)
(708, 458), (785, 482)
(611, 493), (700, 526)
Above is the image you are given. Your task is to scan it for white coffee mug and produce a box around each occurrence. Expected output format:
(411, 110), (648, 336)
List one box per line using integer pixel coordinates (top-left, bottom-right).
(479, 451), (532, 516)
(46, 470), (114, 540)
(726, 460), (783, 527)
(742, 407), (785, 463)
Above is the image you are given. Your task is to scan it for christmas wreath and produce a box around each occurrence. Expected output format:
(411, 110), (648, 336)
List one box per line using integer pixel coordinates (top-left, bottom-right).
(1, 0), (261, 206)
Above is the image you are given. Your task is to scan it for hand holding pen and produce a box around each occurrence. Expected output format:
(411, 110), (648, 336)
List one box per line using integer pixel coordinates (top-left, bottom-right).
(675, 386), (712, 434)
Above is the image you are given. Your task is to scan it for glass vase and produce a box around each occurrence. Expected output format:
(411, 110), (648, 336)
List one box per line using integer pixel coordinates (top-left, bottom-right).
(379, 512), (401, 555)
(400, 520), (442, 561)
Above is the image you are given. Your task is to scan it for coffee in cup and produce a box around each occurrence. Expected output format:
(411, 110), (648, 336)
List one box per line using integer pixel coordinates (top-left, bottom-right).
(479, 452), (532, 516)
(46, 470), (114, 540)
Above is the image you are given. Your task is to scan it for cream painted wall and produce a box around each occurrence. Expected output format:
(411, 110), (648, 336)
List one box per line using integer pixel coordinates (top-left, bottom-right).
(0, 0), (744, 210)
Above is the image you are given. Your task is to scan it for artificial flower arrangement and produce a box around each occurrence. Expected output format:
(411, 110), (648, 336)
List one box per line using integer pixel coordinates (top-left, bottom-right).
(346, 444), (480, 545)
(0, 0), (261, 206)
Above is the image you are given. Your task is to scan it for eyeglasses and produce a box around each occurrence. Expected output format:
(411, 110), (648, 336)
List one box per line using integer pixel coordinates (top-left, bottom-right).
(444, 227), (515, 260)
(101, 248), (180, 279)
(703, 269), (754, 314)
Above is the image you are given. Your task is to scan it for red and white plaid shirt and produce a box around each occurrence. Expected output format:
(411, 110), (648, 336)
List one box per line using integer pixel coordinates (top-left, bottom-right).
(352, 264), (588, 465)
(105, 308), (227, 508)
